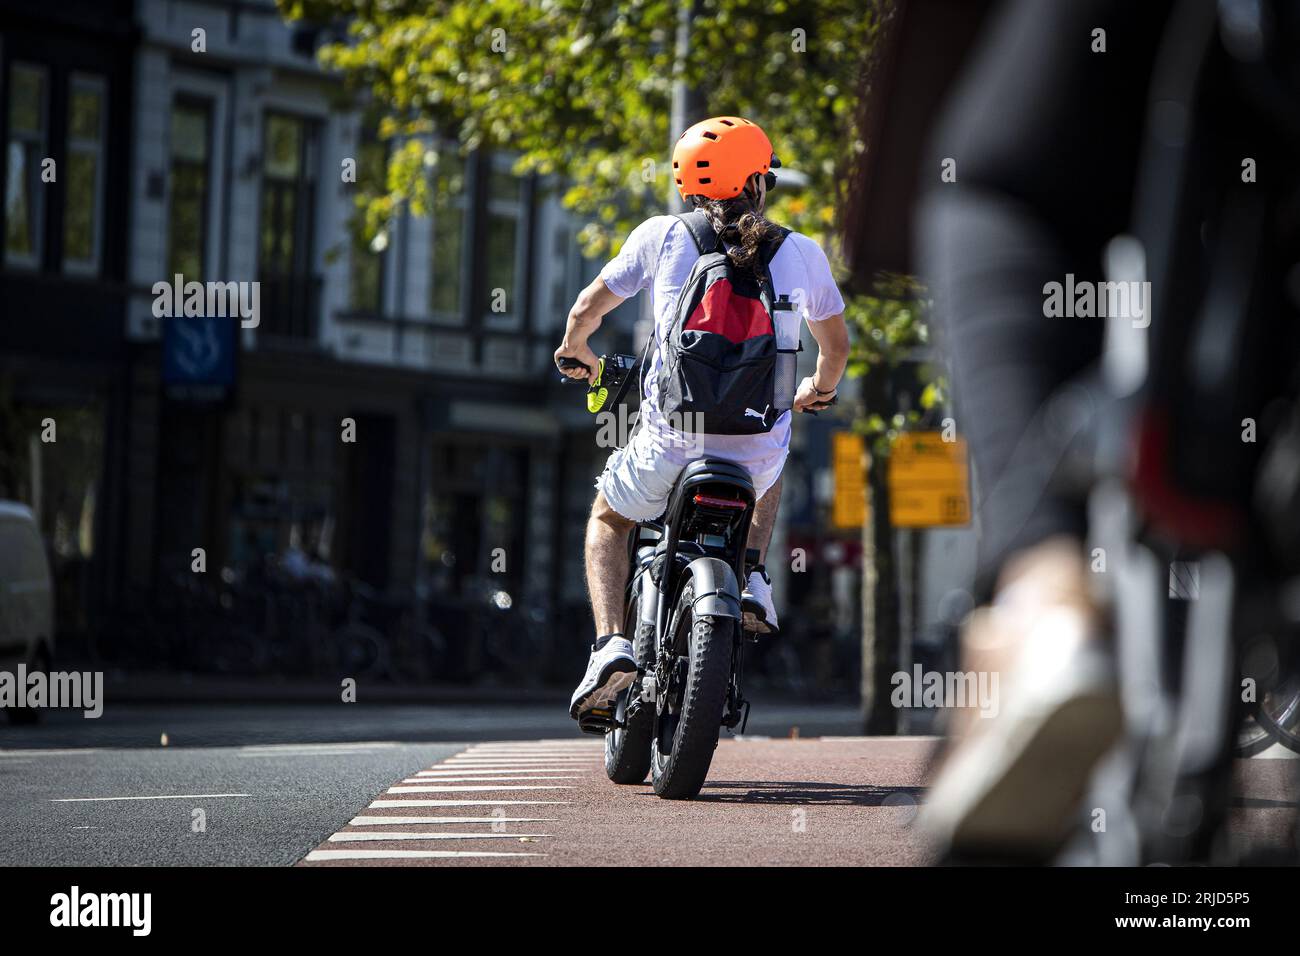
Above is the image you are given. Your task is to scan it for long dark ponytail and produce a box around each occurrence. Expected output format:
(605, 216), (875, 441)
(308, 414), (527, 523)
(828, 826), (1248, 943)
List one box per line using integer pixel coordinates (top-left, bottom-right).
(692, 175), (781, 272)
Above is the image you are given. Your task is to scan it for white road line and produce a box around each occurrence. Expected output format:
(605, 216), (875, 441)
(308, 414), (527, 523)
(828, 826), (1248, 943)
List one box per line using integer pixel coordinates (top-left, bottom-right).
(328, 831), (549, 842)
(240, 750), (378, 758)
(369, 799), (569, 808)
(400, 777), (582, 784)
(1256, 743), (1300, 760)
(468, 742), (600, 748)
(462, 750), (601, 756)
(240, 742), (400, 751)
(811, 735), (941, 743)
(465, 749), (600, 754)
(348, 816), (556, 826)
(462, 749), (598, 754)
(468, 741), (601, 747)
(443, 758), (599, 764)
(305, 849), (544, 861)
(0, 749), (97, 758)
(436, 765), (598, 770)
(415, 768), (591, 776)
(52, 793), (250, 803)
(387, 785), (574, 793)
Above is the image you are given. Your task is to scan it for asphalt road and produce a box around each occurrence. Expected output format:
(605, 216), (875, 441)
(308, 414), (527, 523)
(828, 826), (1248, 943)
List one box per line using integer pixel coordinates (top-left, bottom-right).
(2, 703), (1295, 866)
(0, 700), (861, 866)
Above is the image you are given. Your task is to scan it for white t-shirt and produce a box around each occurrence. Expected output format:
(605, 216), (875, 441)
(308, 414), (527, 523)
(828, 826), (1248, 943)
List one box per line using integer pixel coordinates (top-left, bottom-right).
(599, 214), (846, 478)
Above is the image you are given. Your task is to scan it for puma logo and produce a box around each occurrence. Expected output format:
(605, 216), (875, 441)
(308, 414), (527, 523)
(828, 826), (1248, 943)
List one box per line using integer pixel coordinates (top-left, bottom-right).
(744, 405), (770, 422)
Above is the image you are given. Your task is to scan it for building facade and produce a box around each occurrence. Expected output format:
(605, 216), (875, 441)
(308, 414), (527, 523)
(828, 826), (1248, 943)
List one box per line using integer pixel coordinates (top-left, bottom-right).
(2, 0), (633, 671)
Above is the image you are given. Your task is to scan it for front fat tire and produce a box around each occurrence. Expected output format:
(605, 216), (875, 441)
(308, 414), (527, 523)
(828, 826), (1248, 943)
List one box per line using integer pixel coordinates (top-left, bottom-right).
(651, 581), (733, 800)
(605, 589), (655, 784)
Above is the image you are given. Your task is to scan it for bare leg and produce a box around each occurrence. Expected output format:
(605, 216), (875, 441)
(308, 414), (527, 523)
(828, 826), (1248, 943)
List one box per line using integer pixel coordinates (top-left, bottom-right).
(585, 492), (636, 637)
(746, 473), (782, 565)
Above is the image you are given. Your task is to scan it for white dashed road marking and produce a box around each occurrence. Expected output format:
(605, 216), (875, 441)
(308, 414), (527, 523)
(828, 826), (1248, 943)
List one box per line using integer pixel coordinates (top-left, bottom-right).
(386, 785), (574, 794)
(301, 739), (606, 866)
(328, 831), (549, 842)
(305, 849), (544, 861)
(348, 816), (555, 826)
(369, 799), (570, 807)
(52, 793), (250, 803)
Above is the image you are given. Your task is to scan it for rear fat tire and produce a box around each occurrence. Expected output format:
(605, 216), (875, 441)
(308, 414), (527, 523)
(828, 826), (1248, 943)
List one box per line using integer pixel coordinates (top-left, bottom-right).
(605, 586), (655, 784)
(651, 581), (734, 799)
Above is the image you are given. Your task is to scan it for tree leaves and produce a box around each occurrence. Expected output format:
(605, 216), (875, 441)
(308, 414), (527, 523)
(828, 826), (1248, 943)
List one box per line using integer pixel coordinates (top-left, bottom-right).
(278, 0), (888, 256)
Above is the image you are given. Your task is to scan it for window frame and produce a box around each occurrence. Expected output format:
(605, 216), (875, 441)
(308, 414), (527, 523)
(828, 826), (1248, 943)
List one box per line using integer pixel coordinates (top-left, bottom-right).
(4, 60), (50, 272)
(428, 142), (471, 326)
(480, 152), (527, 333)
(258, 109), (320, 282)
(165, 94), (215, 282)
(61, 71), (108, 277)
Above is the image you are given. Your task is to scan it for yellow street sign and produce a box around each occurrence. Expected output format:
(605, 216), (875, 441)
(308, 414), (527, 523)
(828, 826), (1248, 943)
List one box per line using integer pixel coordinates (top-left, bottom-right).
(888, 432), (970, 527)
(831, 431), (866, 530)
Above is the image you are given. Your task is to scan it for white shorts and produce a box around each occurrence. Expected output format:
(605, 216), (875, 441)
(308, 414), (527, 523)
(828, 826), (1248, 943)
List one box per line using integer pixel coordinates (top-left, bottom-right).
(596, 426), (786, 522)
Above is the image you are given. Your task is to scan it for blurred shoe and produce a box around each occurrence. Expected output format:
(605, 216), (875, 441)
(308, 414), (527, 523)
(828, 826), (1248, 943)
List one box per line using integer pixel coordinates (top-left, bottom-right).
(919, 537), (1123, 861)
(742, 568), (779, 635)
(569, 635), (638, 720)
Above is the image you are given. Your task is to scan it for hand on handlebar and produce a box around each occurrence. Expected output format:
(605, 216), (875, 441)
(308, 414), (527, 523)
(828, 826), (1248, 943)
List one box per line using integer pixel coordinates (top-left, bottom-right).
(554, 342), (601, 382)
(793, 376), (839, 415)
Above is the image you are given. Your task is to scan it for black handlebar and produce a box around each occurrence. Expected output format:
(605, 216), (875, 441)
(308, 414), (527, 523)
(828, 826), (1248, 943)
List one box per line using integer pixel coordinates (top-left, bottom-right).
(556, 356), (593, 381)
(802, 393), (839, 416)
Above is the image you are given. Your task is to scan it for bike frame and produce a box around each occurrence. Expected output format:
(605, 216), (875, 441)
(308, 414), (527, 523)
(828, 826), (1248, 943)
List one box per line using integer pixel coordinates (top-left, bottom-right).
(627, 458), (760, 732)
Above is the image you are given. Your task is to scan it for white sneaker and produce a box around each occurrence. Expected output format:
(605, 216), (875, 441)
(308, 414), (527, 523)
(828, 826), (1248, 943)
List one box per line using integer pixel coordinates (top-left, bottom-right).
(741, 569), (779, 635)
(568, 636), (638, 720)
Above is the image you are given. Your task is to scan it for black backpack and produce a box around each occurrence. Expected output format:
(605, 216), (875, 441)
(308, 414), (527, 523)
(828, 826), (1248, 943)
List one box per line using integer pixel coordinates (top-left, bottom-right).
(658, 211), (793, 435)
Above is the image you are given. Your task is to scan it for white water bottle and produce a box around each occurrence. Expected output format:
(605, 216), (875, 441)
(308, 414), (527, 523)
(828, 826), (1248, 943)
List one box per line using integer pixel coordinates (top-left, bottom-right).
(773, 295), (799, 410)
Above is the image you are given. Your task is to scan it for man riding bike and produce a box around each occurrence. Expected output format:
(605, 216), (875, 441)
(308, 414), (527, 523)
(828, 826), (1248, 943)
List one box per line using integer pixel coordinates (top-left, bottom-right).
(555, 116), (850, 725)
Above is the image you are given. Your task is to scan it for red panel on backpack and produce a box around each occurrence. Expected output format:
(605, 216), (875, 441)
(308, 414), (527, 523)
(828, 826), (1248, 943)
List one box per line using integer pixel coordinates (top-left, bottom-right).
(683, 279), (772, 344)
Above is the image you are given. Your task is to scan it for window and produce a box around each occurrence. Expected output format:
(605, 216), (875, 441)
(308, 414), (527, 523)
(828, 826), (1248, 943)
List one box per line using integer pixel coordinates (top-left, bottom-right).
(167, 99), (212, 281)
(482, 160), (524, 331)
(347, 130), (385, 314)
(4, 63), (48, 269)
(62, 73), (106, 275)
(259, 112), (320, 339)
(429, 149), (466, 322)
(259, 112), (318, 279)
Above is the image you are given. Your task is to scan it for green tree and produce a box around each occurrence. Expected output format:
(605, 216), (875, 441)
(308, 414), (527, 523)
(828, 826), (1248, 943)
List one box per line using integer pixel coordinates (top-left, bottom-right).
(278, 0), (887, 256)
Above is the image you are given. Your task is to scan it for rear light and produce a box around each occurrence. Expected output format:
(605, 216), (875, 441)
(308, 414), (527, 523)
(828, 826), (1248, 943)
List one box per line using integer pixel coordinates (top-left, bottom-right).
(693, 493), (746, 511)
(1132, 407), (1242, 549)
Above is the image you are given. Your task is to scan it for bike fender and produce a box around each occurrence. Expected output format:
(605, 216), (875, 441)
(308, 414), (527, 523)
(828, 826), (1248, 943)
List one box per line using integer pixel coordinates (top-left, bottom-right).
(685, 556), (742, 619)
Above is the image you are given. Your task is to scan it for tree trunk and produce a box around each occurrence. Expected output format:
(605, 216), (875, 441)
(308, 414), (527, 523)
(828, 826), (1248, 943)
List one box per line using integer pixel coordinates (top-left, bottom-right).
(861, 445), (900, 734)
(859, 368), (901, 735)
(668, 0), (703, 213)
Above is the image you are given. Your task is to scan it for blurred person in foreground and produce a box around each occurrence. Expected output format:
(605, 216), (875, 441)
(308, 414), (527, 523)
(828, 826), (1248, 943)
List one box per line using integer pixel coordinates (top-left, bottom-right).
(916, 0), (1180, 858)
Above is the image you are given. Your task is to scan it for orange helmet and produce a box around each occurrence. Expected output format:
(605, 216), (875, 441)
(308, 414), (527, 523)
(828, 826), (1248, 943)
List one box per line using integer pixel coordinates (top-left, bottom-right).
(672, 116), (779, 201)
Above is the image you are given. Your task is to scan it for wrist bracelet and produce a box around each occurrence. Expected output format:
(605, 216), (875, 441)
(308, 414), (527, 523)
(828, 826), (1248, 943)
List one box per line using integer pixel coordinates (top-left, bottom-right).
(813, 384), (836, 395)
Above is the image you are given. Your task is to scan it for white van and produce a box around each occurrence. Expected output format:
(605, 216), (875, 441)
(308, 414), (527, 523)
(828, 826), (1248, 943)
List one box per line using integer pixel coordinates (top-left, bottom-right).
(0, 502), (54, 724)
